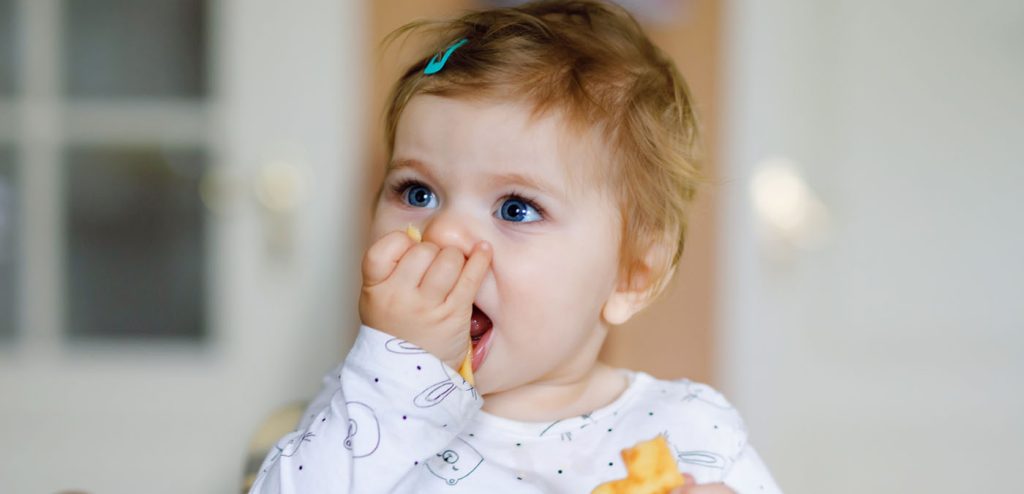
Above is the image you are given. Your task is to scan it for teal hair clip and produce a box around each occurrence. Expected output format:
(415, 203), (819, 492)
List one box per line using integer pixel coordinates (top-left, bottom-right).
(424, 38), (469, 75)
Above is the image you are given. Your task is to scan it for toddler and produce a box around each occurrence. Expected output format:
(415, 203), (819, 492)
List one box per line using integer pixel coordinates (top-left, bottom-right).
(251, 1), (781, 492)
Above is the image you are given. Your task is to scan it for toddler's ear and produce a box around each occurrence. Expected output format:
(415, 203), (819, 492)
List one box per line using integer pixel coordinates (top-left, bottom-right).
(601, 238), (676, 326)
(602, 288), (648, 326)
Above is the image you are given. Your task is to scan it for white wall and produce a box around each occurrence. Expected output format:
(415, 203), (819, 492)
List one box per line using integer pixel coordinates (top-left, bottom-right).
(720, 1), (1023, 492)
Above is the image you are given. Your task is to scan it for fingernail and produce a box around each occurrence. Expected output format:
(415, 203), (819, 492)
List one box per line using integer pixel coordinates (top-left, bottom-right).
(478, 241), (491, 252)
(682, 473), (695, 485)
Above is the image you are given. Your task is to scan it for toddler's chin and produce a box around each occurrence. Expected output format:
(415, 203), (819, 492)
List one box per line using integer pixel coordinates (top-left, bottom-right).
(474, 366), (529, 399)
(473, 371), (497, 396)
(472, 362), (505, 397)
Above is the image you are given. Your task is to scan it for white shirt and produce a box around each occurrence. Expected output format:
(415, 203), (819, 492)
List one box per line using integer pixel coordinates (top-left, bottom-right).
(250, 325), (782, 493)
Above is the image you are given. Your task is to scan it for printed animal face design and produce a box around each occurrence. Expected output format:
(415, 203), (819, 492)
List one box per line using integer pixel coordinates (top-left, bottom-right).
(426, 437), (484, 485)
(343, 401), (380, 458)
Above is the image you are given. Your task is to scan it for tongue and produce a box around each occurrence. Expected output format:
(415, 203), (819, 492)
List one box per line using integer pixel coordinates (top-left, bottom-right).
(470, 305), (493, 339)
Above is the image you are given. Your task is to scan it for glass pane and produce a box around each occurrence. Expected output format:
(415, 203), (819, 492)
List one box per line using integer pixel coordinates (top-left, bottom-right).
(0, 0), (15, 95)
(0, 147), (15, 339)
(63, 0), (207, 97)
(65, 146), (207, 341)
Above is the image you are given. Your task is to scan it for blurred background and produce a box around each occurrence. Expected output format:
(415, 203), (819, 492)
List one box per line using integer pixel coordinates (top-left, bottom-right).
(0, 0), (1020, 492)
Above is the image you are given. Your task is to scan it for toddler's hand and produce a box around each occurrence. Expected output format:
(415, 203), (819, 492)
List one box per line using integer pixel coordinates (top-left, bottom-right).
(359, 229), (492, 371)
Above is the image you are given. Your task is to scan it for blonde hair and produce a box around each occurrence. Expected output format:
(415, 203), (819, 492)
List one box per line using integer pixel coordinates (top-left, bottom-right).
(382, 0), (705, 304)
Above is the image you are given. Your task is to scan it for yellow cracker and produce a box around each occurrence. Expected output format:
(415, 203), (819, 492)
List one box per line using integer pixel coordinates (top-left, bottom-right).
(592, 435), (685, 494)
(405, 223), (422, 243)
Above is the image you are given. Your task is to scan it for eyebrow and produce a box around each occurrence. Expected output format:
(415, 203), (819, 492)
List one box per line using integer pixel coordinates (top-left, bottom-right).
(387, 158), (565, 199)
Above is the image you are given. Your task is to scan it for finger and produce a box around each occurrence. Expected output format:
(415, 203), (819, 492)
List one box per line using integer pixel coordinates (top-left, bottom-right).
(390, 242), (441, 288)
(361, 230), (416, 286)
(445, 241), (492, 306)
(677, 482), (735, 494)
(705, 485), (736, 494)
(420, 246), (466, 303)
(670, 475), (696, 494)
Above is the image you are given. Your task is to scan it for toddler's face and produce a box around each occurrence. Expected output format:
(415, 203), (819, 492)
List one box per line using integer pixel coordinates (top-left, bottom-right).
(371, 95), (622, 396)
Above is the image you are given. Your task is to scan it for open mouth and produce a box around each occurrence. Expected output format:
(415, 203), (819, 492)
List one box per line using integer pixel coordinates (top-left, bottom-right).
(470, 304), (492, 344)
(470, 304), (493, 372)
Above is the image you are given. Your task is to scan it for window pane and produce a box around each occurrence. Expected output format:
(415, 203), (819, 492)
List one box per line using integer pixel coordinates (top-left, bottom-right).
(65, 146), (207, 341)
(63, 0), (207, 97)
(0, 0), (15, 95)
(0, 148), (15, 339)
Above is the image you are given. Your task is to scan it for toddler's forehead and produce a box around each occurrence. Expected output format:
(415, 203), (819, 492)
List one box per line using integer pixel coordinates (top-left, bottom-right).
(520, 103), (616, 198)
(400, 94), (618, 200)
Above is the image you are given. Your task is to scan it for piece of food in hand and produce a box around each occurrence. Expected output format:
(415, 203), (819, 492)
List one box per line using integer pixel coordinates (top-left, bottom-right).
(591, 435), (685, 494)
(405, 223), (422, 243)
(405, 225), (475, 386)
(456, 346), (474, 386)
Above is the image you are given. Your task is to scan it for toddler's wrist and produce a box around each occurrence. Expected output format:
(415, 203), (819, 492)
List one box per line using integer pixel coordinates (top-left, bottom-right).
(358, 317), (464, 371)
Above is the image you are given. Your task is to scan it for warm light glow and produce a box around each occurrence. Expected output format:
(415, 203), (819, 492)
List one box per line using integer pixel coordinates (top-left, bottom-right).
(750, 157), (830, 249)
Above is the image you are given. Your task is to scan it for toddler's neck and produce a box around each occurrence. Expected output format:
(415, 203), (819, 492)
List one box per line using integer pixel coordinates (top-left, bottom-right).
(479, 362), (629, 422)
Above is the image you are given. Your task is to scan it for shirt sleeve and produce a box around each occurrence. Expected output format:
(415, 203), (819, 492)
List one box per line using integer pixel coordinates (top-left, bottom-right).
(249, 324), (483, 494)
(722, 442), (783, 494)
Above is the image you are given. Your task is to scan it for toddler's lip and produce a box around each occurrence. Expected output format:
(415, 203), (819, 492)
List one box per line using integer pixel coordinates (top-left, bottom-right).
(471, 326), (493, 373)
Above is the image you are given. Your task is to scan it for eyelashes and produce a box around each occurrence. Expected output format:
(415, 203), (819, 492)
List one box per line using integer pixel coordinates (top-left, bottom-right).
(390, 178), (437, 208)
(388, 177), (547, 220)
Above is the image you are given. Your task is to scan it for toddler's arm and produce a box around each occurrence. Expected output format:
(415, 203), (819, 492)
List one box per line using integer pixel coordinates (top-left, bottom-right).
(721, 443), (783, 493)
(250, 229), (490, 493)
(248, 324), (482, 493)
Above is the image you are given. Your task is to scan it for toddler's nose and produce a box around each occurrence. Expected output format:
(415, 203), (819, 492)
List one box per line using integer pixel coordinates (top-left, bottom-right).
(421, 210), (480, 258)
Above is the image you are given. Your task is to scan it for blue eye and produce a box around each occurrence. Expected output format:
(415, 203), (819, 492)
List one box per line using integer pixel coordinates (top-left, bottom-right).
(498, 197), (542, 223)
(404, 184), (437, 208)
(391, 178), (544, 223)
